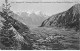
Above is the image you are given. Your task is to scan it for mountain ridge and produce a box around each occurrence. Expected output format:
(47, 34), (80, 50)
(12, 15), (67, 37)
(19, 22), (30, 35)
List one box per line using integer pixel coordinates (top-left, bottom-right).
(41, 4), (80, 31)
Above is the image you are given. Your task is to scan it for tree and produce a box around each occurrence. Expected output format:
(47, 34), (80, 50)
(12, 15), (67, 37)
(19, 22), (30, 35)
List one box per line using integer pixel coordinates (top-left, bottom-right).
(0, 0), (21, 49)
(0, 11), (22, 49)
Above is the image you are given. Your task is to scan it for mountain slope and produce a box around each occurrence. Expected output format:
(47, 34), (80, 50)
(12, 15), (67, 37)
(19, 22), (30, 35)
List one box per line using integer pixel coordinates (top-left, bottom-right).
(41, 4), (80, 30)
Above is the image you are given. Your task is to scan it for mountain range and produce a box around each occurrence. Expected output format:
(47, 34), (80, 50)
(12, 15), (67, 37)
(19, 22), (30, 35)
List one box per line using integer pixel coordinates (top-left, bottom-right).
(13, 12), (49, 28)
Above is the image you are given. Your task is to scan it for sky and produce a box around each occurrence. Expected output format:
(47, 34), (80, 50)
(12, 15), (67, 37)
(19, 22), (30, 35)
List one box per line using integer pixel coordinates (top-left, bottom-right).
(0, 0), (79, 16)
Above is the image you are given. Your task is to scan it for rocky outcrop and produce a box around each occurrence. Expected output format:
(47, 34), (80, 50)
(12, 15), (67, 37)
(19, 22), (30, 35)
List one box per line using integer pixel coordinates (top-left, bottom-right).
(41, 4), (80, 30)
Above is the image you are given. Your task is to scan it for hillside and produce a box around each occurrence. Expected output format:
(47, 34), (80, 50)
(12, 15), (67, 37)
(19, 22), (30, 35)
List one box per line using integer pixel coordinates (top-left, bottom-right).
(41, 4), (80, 31)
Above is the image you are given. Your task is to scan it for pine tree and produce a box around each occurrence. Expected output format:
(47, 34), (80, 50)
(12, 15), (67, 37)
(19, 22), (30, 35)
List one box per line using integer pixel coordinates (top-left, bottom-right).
(0, 0), (21, 50)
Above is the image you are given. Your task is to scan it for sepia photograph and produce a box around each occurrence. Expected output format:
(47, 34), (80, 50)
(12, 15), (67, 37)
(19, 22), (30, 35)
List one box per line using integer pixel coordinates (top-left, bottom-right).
(0, 0), (80, 50)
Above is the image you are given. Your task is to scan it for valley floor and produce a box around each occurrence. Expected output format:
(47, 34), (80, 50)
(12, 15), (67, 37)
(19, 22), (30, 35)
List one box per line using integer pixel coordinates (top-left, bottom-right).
(30, 27), (80, 50)
(0, 26), (80, 50)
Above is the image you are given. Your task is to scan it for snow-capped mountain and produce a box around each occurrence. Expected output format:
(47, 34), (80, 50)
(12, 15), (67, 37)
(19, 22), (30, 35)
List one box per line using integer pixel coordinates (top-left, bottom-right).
(15, 11), (49, 27)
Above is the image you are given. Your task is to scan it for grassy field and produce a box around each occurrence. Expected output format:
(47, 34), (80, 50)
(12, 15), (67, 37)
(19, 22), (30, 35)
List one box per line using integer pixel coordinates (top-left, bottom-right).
(30, 27), (80, 50)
